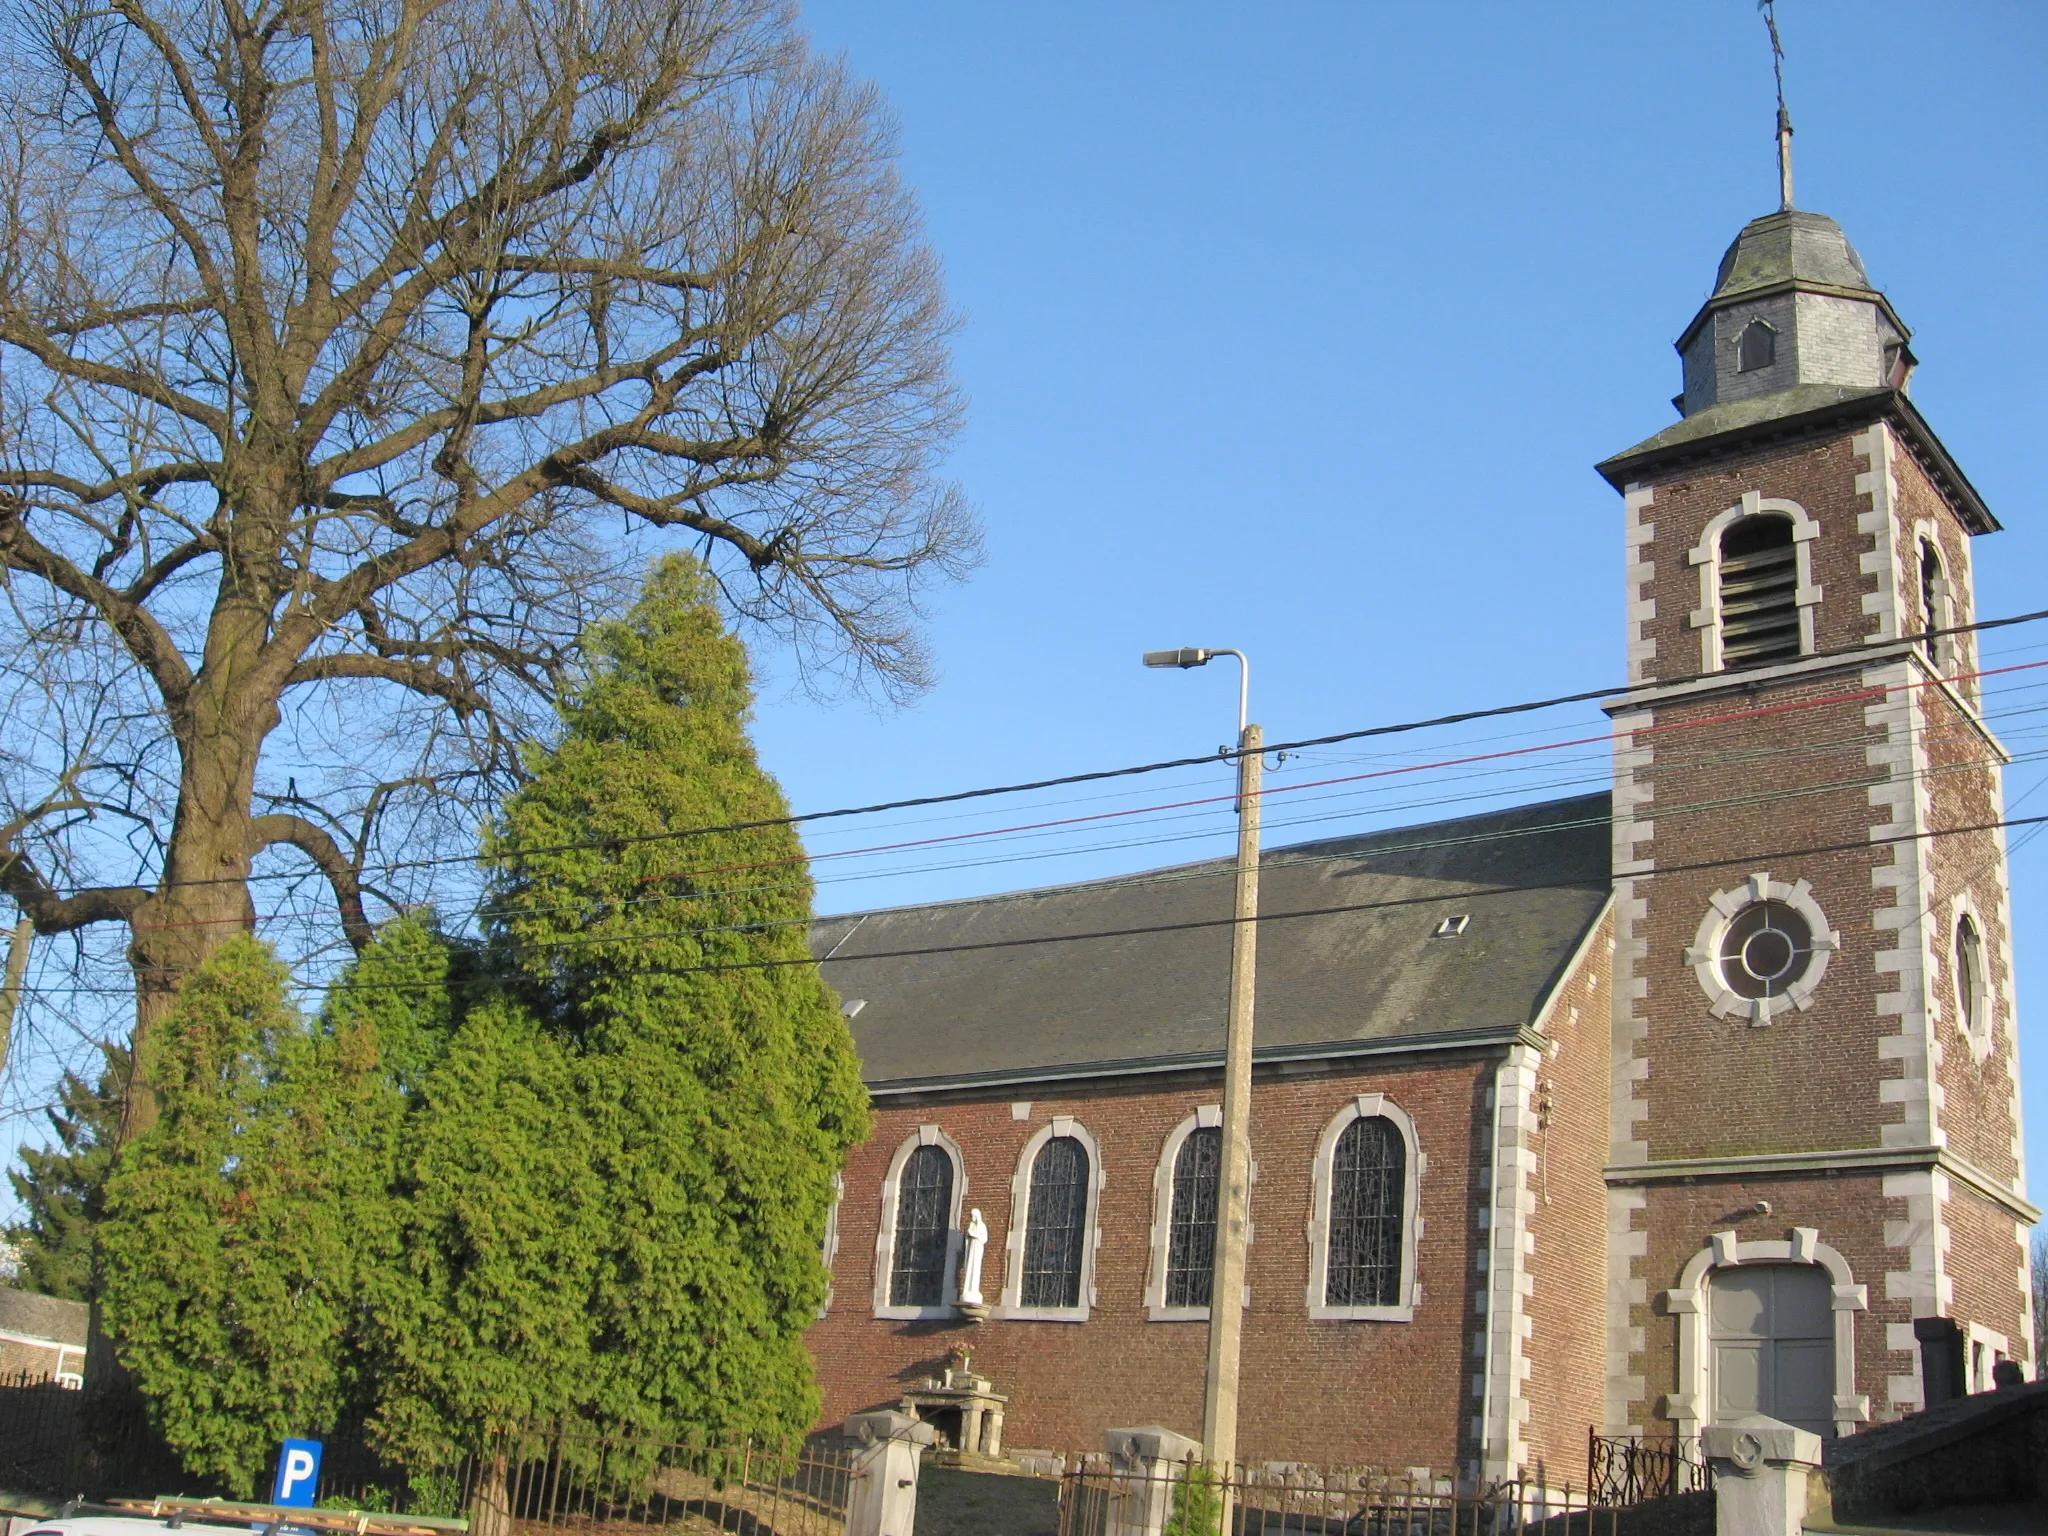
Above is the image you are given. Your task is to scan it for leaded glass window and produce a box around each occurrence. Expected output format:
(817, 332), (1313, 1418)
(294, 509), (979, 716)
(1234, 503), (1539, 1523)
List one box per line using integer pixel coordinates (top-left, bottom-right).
(889, 1144), (953, 1307)
(1020, 1135), (1090, 1309)
(1165, 1126), (1222, 1308)
(1325, 1116), (1405, 1307)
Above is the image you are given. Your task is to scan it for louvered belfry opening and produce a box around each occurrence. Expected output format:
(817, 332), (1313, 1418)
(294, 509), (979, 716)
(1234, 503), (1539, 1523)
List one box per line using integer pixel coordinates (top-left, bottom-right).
(1719, 514), (1800, 668)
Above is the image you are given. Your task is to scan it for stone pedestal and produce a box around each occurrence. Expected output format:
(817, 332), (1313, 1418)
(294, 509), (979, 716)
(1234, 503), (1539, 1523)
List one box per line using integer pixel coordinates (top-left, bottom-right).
(1702, 1416), (1823, 1536)
(899, 1365), (1009, 1464)
(1103, 1426), (1204, 1536)
(844, 1410), (934, 1536)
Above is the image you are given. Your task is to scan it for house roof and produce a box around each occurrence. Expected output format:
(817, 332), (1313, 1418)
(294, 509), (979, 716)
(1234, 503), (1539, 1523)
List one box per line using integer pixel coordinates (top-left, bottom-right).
(813, 793), (1613, 1095)
(0, 1287), (88, 1348)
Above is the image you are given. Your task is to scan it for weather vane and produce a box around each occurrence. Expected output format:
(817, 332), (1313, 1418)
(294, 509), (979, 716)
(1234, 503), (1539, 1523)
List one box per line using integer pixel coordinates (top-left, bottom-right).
(1760, 1), (1794, 210)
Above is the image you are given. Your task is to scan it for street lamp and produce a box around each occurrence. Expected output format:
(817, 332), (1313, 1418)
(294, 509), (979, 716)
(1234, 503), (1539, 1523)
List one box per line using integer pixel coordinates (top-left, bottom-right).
(1143, 645), (1260, 1475)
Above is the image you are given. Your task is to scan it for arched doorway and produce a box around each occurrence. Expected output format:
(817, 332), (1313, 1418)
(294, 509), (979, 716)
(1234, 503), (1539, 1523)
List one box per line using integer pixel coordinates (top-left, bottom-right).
(1708, 1262), (1835, 1435)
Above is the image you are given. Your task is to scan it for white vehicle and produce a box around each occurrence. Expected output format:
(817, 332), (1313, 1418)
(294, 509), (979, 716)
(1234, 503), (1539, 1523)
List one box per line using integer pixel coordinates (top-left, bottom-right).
(13, 1499), (466, 1536)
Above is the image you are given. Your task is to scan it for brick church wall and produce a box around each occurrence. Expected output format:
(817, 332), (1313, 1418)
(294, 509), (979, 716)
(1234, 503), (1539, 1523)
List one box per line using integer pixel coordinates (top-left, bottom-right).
(808, 1052), (1504, 1471)
(1520, 905), (1616, 1484)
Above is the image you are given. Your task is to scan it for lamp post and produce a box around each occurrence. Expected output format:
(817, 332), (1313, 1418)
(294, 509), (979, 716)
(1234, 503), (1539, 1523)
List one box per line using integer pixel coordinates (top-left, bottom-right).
(1143, 646), (1260, 1474)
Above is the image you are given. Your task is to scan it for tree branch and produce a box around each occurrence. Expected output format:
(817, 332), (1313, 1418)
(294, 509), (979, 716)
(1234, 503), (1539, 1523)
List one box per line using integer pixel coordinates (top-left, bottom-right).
(248, 814), (373, 952)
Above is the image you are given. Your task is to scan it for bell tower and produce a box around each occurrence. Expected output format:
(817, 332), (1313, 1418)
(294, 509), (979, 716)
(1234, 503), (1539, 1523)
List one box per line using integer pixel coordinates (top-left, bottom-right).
(1596, 208), (2034, 1441)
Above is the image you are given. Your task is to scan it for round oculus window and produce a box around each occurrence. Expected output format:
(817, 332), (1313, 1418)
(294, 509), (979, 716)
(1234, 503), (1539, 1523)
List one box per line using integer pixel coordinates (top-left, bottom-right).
(1717, 900), (1815, 1000)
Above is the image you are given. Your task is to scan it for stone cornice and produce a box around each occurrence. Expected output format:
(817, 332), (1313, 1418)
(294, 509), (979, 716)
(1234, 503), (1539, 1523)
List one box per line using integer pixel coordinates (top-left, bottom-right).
(1604, 1145), (2041, 1225)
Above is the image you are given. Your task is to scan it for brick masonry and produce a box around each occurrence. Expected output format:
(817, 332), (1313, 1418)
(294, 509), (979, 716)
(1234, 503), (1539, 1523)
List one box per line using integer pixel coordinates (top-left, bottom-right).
(806, 999), (1613, 1478)
(1604, 409), (2034, 1439)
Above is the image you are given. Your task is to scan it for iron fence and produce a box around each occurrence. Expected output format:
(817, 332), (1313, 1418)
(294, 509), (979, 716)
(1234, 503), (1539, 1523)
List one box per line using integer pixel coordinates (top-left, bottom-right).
(451, 1428), (853, 1536)
(1057, 1455), (1632, 1536)
(0, 1381), (852, 1536)
(1585, 1432), (1707, 1506)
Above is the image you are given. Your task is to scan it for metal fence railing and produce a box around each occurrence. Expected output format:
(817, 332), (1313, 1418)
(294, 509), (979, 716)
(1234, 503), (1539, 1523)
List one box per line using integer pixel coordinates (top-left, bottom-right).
(1585, 1430), (1709, 1505)
(1057, 1455), (1635, 1536)
(451, 1427), (853, 1536)
(0, 1381), (852, 1536)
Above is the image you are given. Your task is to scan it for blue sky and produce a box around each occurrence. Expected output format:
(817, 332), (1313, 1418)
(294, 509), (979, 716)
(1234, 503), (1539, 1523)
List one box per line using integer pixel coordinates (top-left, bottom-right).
(743, 6), (2048, 1203)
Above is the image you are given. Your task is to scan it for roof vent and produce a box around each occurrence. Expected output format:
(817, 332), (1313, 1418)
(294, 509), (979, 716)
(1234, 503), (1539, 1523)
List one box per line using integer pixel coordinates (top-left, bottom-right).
(1432, 915), (1470, 938)
(841, 998), (867, 1019)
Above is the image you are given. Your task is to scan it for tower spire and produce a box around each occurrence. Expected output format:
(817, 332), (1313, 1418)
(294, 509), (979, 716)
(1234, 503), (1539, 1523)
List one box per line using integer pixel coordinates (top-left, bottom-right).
(1761, 1), (1794, 210)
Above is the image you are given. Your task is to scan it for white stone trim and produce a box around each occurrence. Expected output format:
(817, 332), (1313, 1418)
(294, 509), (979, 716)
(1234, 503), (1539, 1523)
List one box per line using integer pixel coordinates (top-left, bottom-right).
(1866, 659), (1943, 1151)
(998, 1115), (1104, 1322)
(1305, 1093), (1423, 1323)
(1663, 1228), (1871, 1440)
(1684, 872), (1841, 1024)
(1144, 1105), (1222, 1321)
(819, 1171), (844, 1317)
(1624, 484), (1658, 684)
(873, 1124), (967, 1321)
(1945, 892), (1995, 1063)
(2016, 1220), (2038, 1373)
(1962, 1322), (2010, 1394)
(1854, 425), (1904, 644)
(1478, 1049), (1539, 1479)
(1605, 1185), (1648, 1433)
(1686, 491), (1822, 672)
(1881, 1166), (1952, 1416)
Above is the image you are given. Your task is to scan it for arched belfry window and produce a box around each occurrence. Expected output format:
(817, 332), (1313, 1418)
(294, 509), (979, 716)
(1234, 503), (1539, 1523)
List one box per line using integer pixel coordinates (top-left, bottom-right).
(1920, 539), (1949, 668)
(1019, 1135), (1090, 1308)
(1738, 319), (1777, 372)
(1164, 1126), (1222, 1309)
(890, 1144), (955, 1307)
(1718, 515), (1800, 668)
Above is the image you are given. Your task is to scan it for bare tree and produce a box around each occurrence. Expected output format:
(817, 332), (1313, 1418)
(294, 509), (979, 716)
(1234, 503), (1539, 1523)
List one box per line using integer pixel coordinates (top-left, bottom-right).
(2033, 1229), (2046, 1381)
(0, 0), (974, 1135)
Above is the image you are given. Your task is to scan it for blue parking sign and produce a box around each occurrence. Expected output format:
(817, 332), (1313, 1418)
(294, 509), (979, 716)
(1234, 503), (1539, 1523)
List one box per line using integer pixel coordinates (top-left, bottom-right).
(273, 1438), (323, 1507)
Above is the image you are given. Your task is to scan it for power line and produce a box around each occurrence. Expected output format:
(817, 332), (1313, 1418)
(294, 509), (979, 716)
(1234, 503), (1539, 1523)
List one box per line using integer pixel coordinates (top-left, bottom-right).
(24, 606), (2048, 899)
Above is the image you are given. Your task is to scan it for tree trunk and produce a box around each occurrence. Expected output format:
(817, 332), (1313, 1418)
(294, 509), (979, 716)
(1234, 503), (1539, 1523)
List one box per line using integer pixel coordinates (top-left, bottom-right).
(472, 1450), (514, 1536)
(121, 618), (277, 1141)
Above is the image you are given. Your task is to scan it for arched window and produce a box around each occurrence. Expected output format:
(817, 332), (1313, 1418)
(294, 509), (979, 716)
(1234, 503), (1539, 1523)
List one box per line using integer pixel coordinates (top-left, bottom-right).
(1738, 319), (1777, 372)
(889, 1144), (955, 1308)
(1325, 1116), (1406, 1308)
(1164, 1126), (1221, 1309)
(1920, 539), (1948, 667)
(1019, 1135), (1090, 1308)
(1718, 515), (1800, 668)
(1955, 914), (1986, 1044)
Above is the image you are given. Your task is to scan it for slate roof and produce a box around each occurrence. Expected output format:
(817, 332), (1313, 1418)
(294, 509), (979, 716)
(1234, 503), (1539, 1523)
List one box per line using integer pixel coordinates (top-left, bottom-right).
(1595, 383), (1998, 536)
(813, 793), (1613, 1094)
(0, 1288), (88, 1347)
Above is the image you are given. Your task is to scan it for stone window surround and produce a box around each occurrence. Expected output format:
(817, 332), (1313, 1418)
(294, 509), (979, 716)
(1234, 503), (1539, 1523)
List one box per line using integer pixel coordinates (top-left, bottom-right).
(818, 1171), (843, 1318)
(1685, 872), (1841, 1025)
(1663, 1226), (1872, 1442)
(1688, 491), (1822, 673)
(1305, 1093), (1423, 1323)
(1948, 892), (1995, 1064)
(1144, 1104), (1224, 1322)
(997, 1115), (1104, 1322)
(872, 1124), (967, 1322)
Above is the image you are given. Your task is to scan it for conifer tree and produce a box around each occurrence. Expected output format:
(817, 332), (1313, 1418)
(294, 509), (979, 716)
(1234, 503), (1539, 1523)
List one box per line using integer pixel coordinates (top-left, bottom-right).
(367, 555), (870, 1460)
(97, 924), (458, 1493)
(6, 1043), (129, 1302)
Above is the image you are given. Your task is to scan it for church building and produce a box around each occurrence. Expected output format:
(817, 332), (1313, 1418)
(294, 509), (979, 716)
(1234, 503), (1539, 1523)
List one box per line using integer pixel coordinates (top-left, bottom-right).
(802, 203), (2036, 1487)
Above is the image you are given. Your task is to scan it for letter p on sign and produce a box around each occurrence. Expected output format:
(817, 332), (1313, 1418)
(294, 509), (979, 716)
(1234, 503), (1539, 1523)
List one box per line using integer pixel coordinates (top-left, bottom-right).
(273, 1438), (323, 1507)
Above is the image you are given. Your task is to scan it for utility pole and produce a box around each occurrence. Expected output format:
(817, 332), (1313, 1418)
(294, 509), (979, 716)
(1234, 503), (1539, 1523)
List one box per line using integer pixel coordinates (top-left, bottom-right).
(1142, 646), (1262, 1474)
(1202, 716), (1261, 1473)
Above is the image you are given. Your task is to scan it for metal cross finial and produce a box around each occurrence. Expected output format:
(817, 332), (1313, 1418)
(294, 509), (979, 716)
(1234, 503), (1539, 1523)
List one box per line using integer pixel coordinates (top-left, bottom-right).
(1760, 1), (1794, 210)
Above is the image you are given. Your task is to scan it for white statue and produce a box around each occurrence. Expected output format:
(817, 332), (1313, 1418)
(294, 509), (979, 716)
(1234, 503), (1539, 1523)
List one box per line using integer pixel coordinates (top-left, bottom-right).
(958, 1207), (989, 1306)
